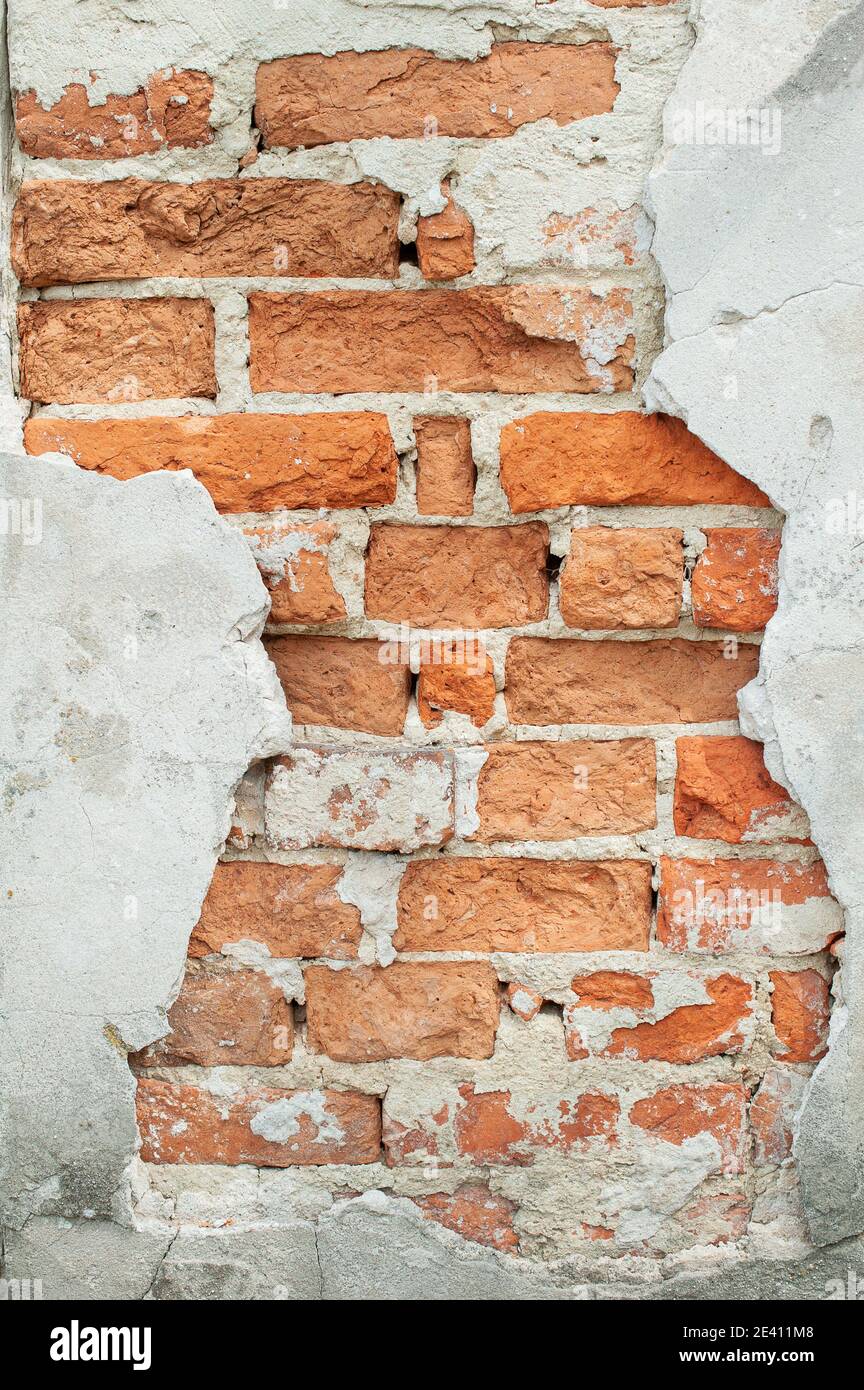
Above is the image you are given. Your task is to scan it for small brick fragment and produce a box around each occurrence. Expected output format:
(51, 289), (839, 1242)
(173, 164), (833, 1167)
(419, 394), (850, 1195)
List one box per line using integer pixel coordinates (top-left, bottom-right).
(674, 737), (810, 844)
(770, 969), (831, 1062)
(415, 181), (476, 281)
(133, 966), (293, 1067)
(244, 519), (346, 626)
(505, 983), (545, 1021)
(559, 527), (683, 630)
(692, 529), (781, 632)
(414, 416), (475, 516)
(412, 1184), (519, 1251)
(265, 636), (411, 736)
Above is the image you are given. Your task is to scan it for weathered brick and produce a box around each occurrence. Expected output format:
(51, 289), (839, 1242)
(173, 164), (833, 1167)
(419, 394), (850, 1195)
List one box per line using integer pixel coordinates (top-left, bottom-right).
(505, 983), (545, 1021)
(395, 858), (652, 952)
(365, 523), (548, 629)
(412, 1184), (518, 1251)
(248, 288), (634, 394)
(542, 206), (640, 270)
(469, 738), (656, 841)
(13, 178), (400, 285)
(559, 527), (683, 630)
(657, 857), (840, 954)
(133, 965), (293, 1067)
(17, 298), (215, 404)
(24, 412), (398, 512)
(564, 971), (754, 1063)
(692, 528), (781, 632)
(16, 72), (213, 159)
(505, 638), (758, 726)
(189, 861), (362, 961)
(416, 181), (475, 281)
(499, 412), (769, 512)
(255, 43), (619, 146)
(245, 519), (346, 625)
(750, 1064), (810, 1166)
(305, 962), (500, 1061)
(770, 969), (831, 1062)
(417, 643), (496, 729)
(454, 1085), (620, 1164)
(630, 1084), (748, 1170)
(137, 1079), (381, 1166)
(674, 737), (810, 844)
(265, 747), (454, 852)
(265, 636), (411, 736)
(414, 416), (475, 517)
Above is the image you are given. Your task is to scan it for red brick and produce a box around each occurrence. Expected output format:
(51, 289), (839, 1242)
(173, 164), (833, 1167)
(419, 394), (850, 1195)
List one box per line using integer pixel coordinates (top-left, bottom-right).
(499, 412), (769, 512)
(630, 1084), (748, 1170)
(137, 1079), (381, 1165)
(692, 529), (781, 632)
(505, 983), (545, 1021)
(674, 737), (808, 844)
(12, 178), (400, 285)
(416, 181), (475, 281)
(470, 739), (657, 841)
(305, 962), (500, 1061)
(16, 72), (213, 159)
(559, 527), (683, 630)
(657, 857), (839, 953)
(505, 638), (759, 725)
(24, 412), (398, 513)
(770, 969), (831, 1062)
(265, 636), (411, 736)
(133, 965), (293, 1067)
(17, 298), (215, 404)
(416, 643), (496, 729)
(454, 1085), (619, 1164)
(245, 519), (346, 625)
(189, 862), (362, 961)
(255, 43), (619, 146)
(365, 523), (549, 628)
(565, 972), (754, 1063)
(248, 288), (634, 395)
(395, 858), (652, 952)
(414, 416), (475, 516)
(412, 1184), (518, 1251)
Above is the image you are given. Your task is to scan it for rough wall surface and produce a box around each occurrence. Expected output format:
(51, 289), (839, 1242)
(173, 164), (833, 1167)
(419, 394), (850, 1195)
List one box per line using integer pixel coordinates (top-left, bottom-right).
(1, 0), (861, 1300)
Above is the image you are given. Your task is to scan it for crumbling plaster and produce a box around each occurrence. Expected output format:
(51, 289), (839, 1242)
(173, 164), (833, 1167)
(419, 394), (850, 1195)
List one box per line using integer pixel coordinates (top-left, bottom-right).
(646, 0), (864, 1246)
(2, 0), (864, 1300)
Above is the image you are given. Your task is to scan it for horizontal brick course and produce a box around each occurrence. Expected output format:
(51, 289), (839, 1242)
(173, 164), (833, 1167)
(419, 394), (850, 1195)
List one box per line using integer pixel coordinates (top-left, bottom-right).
(505, 637), (759, 725)
(395, 857), (653, 952)
(255, 43), (619, 147)
(18, 298), (216, 404)
(499, 412), (769, 512)
(24, 412), (398, 512)
(248, 288), (634, 394)
(13, 178), (400, 285)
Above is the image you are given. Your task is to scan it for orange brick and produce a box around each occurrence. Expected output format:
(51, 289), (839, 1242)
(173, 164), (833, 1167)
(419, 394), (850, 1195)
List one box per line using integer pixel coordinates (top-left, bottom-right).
(137, 1079), (381, 1166)
(692, 528), (781, 632)
(305, 962), (500, 1062)
(559, 527), (683, 630)
(470, 739), (656, 841)
(13, 178), (400, 285)
(570, 971), (656, 1011)
(505, 638), (758, 726)
(416, 643), (496, 729)
(414, 417), (475, 516)
(657, 857), (839, 953)
(133, 965), (293, 1067)
(16, 72), (213, 159)
(674, 737), (807, 844)
(630, 1084), (747, 1170)
(770, 969), (831, 1062)
(248, 288), (634, 394)
(499, 412), (769, 512)
(505, 983), (545, 1021)
(565, 972), (754, 1063)
(454, 1085), (619, 1164)
(413, 1184), (518, 1251)
(17, 298), (215, 404)
(265, 636), (411, 736)
(750, 1064), (810, 1166)
(189, 862), (362, 961)
(245, 519), (346, 626)
(395, 858), (652, 952)
(24, 412), (398, 513)
(416, 181), (475, 281)
(255, 43), (619, 146)
(365, 523), (549, 628)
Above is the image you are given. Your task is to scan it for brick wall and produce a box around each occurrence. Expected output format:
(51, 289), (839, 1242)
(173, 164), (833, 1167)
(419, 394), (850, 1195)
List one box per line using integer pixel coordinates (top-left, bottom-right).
(13, 3), (840, 1261)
